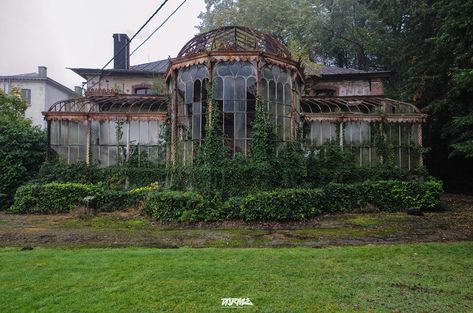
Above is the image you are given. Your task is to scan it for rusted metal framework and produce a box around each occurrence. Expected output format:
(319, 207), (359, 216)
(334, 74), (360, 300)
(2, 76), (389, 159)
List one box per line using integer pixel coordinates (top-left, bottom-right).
(177, 26), (291, 59)
(301, 96), (426, 123)
(46, 95), (167, 120)
(167, 26), (303, 164)
(43, 26), (427, 170)
(44, 95), (168, 166)
(301, 96), (426, 169)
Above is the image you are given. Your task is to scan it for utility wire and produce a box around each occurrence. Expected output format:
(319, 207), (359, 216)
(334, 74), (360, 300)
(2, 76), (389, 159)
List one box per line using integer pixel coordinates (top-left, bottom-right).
(87, 0), (169, 89)
(130, 0), (189, 57)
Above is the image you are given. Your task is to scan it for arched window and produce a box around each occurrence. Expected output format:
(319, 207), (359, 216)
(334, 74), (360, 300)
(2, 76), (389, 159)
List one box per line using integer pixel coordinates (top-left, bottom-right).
(260, 64), (292, 140)
(213, 61), (257, 155)
(177, 65), (209, 141)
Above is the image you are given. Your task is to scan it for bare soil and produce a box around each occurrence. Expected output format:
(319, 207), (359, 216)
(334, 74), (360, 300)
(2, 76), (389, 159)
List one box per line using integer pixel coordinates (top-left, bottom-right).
(0, 194), (472, 248)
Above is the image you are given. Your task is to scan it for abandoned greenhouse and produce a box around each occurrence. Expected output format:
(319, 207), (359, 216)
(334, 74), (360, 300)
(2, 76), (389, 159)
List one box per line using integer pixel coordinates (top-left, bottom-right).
(43, 26), (426, 169)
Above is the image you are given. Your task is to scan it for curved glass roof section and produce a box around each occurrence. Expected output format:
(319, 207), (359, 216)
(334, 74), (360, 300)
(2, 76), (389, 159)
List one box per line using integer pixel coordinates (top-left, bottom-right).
(48, 95), (167, 113)
(177, 26), (292, 60)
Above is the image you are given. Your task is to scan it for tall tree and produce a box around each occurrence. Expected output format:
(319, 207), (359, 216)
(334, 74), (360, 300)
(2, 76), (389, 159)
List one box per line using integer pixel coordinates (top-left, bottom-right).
(0, 89), (46, 209)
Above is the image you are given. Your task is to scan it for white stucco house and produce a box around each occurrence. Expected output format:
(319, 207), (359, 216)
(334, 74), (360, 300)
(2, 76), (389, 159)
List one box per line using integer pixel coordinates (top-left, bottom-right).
(0, 66), (77, 128)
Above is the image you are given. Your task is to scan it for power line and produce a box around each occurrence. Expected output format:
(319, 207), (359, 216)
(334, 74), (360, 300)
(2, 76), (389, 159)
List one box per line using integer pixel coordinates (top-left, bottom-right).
(88, 0), (169, 89)
(130, 0), (189, 57)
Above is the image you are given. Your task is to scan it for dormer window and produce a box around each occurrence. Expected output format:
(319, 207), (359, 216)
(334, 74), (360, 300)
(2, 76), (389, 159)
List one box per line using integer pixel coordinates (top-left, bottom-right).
(135, 87), (151, 95)
(315, 89), (336, 96)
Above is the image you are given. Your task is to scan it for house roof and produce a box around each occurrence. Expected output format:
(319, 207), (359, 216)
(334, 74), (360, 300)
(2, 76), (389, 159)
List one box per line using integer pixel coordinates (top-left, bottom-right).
(0, 71), (76, 96)
(70, 59), (170, 80)
(305, 64), (391, 79)
(130, 59), (169, 72)
(70, 58), (389, 81)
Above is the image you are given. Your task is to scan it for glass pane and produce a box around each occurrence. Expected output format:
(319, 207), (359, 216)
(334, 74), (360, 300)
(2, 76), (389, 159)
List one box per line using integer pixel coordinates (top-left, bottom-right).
(247, 99), (255, 113)
(78, 122), (87, 145)
(224, 113), (234, 138)
(217, 63), (231, 76)
(284, 117), (291, 140)
(389, 124), (400, 145)
(260, 79), (267, 102)
(149, 121), (159, 145)
(361, 147), (370, 167)
(235, 139), (246, 155)
(353, 147), (361, 167)
(193, 80), (201, 102)
(247, 112), (255, 137)
(401, 123), (410, 146)
(351, 123), (361, 145)
(140, 121), (149, 144)
(69, 122), (79, 145)
(235, 100), (245, 112)
(235, 77), (245, 100)
(195, 66), (208, 80)
(215, 77), (223, 100)
(193, 102), (201, 114)
(401, 147), (410, 169)
(268, 81), (276, 102)
(60, 121), (68, 145)
(223, 77), (234, 112)
(321, 122), (333, 144)
(284, 83), (291, 105)
(247, 77), (257, 96)
(51, 121), (60, 145)
(99, 121), (109, 145)
(277, 115), (283, 140)
(410, 148), (419, 168)
(185, 82), (192, 104)
(343, 123), (351, 145)
(202, 78), (208, 102)
(360, 122), (370, 145)
(277, 82), (283, 104)
(263, 66), (273, 80)
(371, 147), (380, 166)
(193, 114), (201, 140)
(411, 124), (419, 144)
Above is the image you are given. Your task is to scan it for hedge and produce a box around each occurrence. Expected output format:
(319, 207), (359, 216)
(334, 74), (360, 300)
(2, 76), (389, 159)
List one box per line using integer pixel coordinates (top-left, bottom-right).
(143, 191), (205, 222)
(143, 178), (443, 222)
(9, 183), (100, 214)
(9, 178), (443, 219)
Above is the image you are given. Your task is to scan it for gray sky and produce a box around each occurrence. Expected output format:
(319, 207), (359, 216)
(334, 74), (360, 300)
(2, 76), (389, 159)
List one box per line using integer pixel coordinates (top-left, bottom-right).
(0, 0), (206, 90)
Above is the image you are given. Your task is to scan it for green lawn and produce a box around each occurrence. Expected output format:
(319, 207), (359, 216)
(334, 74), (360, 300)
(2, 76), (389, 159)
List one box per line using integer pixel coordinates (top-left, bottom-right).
(1, 242), (472, 312)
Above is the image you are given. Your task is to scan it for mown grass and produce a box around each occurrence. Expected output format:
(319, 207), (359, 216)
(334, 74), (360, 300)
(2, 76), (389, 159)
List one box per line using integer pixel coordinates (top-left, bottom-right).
(0, 242), (472, 312)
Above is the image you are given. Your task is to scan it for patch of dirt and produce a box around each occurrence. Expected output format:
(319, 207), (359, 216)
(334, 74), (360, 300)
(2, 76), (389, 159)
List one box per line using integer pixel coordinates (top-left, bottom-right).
(0, 193), (472, 248)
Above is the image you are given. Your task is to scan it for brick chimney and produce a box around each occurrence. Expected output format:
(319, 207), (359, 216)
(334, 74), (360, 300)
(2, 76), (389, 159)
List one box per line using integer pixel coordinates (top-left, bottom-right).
(113, 34), (130, 70)
(38, 66), (47, 78)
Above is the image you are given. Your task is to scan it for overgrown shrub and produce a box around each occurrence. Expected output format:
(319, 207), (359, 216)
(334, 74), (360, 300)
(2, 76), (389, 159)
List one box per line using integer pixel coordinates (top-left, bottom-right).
(95, 189), (132, 212)
(240, 189), (324, 221)
(143, 178), (443, 222)
(143, 191), (205, 222)
(37, 162), (166, 190)
(362, 177), (443, 211)
(9, 182), (99, 214)
(322, 183), (361, 212)
(0, 104), (46, 210)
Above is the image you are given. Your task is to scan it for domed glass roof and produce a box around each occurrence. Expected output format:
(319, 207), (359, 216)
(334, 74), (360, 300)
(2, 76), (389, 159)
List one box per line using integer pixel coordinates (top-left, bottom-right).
(177, 26), (292, 60)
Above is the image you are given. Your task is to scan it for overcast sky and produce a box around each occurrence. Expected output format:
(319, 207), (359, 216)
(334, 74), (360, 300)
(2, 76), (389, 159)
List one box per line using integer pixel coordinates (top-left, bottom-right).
(0, 0), (206, 90)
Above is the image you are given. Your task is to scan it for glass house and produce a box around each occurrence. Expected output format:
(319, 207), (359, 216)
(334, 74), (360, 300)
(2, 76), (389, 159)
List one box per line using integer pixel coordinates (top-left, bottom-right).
(166, 26), (304, 164)
(44, 26), (426, 169)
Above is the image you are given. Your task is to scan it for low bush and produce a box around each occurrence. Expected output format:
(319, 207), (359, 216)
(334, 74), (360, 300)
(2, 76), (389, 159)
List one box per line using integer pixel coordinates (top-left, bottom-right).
(95, 189), (132, 212)
(9, 182), (99, 214)
(143, 191), (205, 222)
(240, 189), (324, 222)
(362, 177), (443, 211)
(37, 162), (166, 190)
(143, 178), (443, 222)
